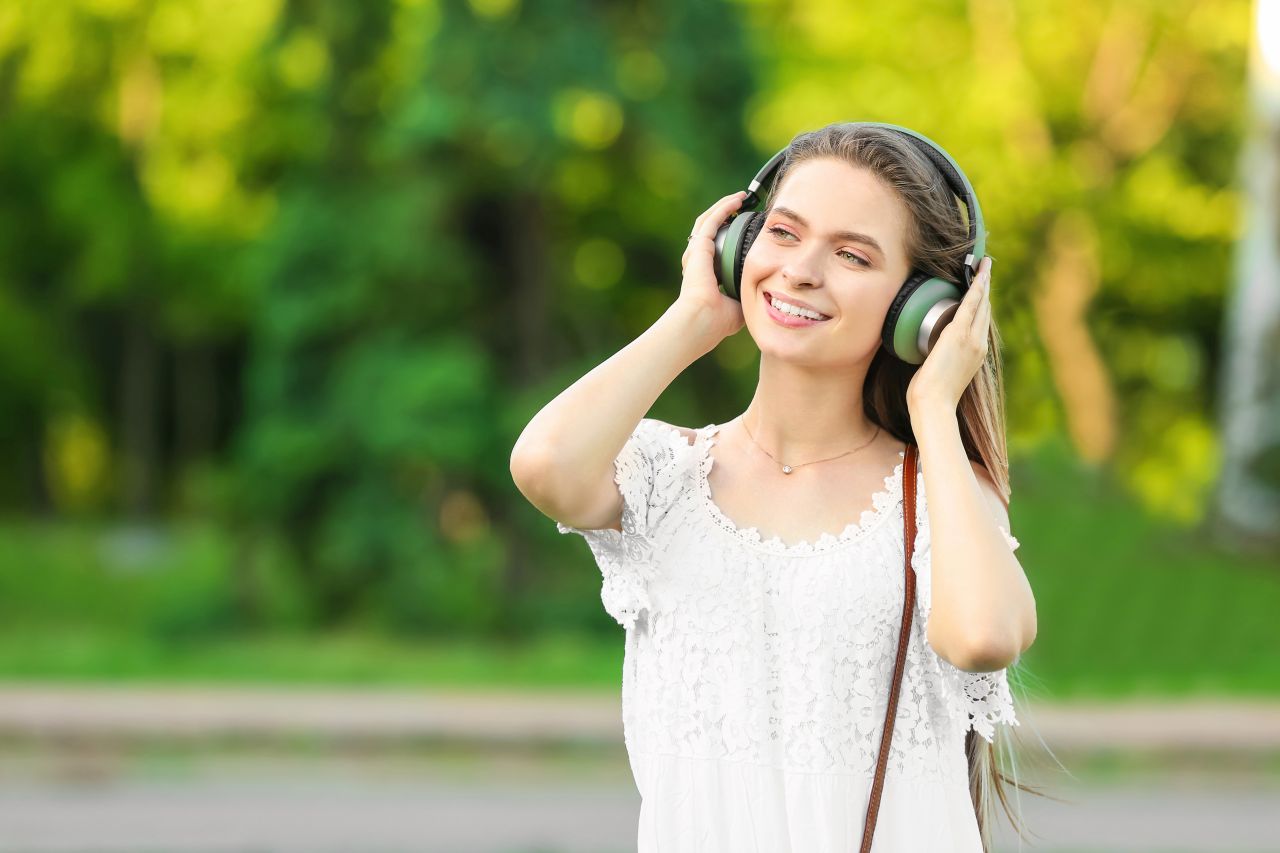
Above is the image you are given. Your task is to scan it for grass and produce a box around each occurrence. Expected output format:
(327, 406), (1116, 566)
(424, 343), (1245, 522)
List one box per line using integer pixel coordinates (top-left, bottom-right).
(0, 433), (1276, 699)
(998, 435), (1280, 702)
(0, 628), (625, 690)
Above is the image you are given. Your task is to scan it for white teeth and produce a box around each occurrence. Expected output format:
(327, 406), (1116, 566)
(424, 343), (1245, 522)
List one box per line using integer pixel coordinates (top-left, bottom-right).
(769, 295), (828, 320)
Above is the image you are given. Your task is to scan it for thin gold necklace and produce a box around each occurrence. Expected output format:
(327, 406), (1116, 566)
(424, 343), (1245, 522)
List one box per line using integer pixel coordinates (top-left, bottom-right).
(738, 414), (882, 475)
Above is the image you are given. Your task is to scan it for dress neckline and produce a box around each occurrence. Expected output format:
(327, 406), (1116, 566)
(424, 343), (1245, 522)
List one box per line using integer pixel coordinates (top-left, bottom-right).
(693, 422), (907, 556)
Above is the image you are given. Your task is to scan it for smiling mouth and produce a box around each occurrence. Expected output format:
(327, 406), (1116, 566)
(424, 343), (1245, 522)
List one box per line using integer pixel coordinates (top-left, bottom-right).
(763, 290), (832, 321)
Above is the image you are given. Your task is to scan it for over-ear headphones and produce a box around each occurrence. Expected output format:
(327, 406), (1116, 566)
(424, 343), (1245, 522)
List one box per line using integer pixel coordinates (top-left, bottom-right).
(712, 121), (987, 365)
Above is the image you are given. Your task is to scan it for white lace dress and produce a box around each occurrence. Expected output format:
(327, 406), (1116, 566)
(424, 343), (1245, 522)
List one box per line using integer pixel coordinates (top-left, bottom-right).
(556, 418), (1021, 852)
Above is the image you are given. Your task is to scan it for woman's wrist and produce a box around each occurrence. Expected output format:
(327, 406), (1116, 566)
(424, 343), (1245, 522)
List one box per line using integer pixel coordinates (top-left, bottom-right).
(907, 392), (959, 433)
(661, 299), (728, 357)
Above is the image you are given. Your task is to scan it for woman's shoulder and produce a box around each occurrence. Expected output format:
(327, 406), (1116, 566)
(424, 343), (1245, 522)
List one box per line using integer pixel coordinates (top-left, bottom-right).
(640, 417), (700, 448)
(630, 418), (706, 509)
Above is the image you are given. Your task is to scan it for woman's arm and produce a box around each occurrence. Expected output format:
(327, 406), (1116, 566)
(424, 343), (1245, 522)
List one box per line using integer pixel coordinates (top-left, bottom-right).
(908, 398), (1038, 673)
(510, 302), (718, 528)
(511, 191), (749, 529)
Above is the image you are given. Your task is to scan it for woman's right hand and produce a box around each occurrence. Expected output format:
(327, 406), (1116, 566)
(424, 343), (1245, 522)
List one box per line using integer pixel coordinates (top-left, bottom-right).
(675, 191), (750, 346)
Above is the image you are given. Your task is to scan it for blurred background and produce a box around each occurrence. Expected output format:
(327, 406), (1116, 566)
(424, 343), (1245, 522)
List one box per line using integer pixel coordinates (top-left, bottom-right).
(0, 0), (1277, 850)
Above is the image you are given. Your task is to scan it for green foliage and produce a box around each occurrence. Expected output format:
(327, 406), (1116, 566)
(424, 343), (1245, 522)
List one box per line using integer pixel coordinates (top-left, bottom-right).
(729, 0), (1252, 521)
(0, 519), (313, 641)
(1004, 436), (1280, 699)
(0, 0), (1267, 655)
(0, 443), (1276, 697)
(228, 0), (760, 634)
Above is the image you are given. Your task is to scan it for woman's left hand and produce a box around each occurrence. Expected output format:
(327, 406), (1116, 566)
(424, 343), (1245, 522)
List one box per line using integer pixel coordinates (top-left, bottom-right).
(906, 256), (993, 414)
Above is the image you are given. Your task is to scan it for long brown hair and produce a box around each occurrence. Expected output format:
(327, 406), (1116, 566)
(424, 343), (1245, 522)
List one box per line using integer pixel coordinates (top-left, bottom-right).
(762, 121), (1053, 849)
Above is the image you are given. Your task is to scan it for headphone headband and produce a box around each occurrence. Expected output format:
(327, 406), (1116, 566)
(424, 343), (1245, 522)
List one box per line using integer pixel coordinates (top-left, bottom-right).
(742, 122), (985, 287)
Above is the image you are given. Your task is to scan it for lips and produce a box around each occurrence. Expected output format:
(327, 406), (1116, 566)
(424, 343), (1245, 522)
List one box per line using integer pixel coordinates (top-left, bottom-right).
(763, 290), (832, 319)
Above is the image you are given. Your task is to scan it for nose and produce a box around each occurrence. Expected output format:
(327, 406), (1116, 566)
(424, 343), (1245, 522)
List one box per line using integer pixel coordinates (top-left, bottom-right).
(780, 247), (825, 289)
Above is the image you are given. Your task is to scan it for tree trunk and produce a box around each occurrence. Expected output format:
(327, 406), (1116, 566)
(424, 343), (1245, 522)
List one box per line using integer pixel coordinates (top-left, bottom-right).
(174, 343), (218, 465)
(1214, 29), (1280, 549)
(119, 312), (160, 516)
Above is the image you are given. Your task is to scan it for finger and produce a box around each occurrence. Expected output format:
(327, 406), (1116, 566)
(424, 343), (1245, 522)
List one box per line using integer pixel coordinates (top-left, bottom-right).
(970, 269), (992, 332)
(704, 191), (746, 227)
(691, 192), (743, 232)
(691, 200), (717, 231)
(963, 257), (991, 295)
(694, 192), (747, 241)
(971, 285), (991, 334)
(957, 276), (984, 325)
(969, 258), (992, 300)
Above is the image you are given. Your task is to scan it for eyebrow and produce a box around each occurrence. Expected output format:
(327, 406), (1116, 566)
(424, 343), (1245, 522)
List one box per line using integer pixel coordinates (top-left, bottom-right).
(769, 206), (887, 259)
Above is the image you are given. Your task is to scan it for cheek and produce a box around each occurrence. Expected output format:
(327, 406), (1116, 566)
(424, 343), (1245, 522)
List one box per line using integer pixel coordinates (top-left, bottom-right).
(740, 245), (776, 290)
(861, 288), (898, 330)
(869, 284), (898, 315)
(833, 285), (900, 341)
(741, 249), (901, 322)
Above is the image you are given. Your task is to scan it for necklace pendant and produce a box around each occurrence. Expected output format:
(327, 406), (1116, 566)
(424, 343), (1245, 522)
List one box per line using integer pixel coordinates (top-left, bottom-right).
(782, 465), (793, 474)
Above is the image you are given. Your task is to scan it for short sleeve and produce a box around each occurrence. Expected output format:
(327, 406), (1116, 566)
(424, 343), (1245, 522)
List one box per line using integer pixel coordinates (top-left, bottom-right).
(555, 418), (692, 630)
(909, 469), (1020, 744)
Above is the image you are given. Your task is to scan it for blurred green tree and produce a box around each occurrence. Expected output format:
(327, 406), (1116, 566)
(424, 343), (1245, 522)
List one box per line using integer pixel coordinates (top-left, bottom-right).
(730, 0), (1250, 523)
(232, 0), (760, 635)
(0, 0), (283, 517)
(0, 0), (1259, 642)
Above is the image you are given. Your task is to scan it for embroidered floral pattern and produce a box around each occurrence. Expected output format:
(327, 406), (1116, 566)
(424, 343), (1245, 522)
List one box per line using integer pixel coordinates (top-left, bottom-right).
(555, 417), (1020, 782)
(908, 478), (1022, 744)
(697, 423), (905, 555)
(556, 419), (702, 629)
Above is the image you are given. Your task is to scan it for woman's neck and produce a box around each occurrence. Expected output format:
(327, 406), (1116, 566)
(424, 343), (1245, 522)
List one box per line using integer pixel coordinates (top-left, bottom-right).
(740, 366), (881, 462)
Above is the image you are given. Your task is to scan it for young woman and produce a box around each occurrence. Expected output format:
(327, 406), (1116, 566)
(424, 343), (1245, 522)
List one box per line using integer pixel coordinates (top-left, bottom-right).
(511, 122), (1041, 851)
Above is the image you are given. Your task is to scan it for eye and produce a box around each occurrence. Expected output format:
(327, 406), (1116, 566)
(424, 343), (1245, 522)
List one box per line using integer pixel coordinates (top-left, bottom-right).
(837, 249), (871, 267)
(766, 225), (870, 267)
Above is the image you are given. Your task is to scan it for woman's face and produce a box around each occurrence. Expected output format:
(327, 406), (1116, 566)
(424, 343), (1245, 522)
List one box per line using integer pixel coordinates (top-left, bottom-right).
(741, 157), (915, 368)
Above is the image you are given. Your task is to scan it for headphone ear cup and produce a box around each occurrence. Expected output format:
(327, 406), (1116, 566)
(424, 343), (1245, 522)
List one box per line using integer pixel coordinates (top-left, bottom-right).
(732, 213), (767, 299)
(715, 211), (765, 301)
(881, 273), (965, 364)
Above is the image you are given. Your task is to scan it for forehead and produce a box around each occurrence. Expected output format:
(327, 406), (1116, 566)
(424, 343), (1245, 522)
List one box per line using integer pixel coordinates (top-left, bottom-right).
(770, 158), (909, 260)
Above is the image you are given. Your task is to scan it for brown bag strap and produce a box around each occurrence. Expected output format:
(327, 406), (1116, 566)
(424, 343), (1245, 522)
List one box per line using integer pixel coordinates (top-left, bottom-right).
(859, 443), (919, 852)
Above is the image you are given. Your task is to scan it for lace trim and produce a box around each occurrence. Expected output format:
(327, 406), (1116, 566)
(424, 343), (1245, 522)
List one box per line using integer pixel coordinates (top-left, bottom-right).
(555, 418), (707, 629)
(555, 514), (655, 631)
(940, 663), (1021, 744)
(907, 469), (1021, 744)
(695, 423), (905, 556)
(555, 420), (662, 630)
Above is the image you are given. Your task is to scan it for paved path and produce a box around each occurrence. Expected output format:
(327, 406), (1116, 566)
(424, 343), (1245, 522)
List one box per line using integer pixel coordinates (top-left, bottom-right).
(0, 750), (1276, 852)
(1, 685), (1278, 851)
(1, 683), (1278, 751)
